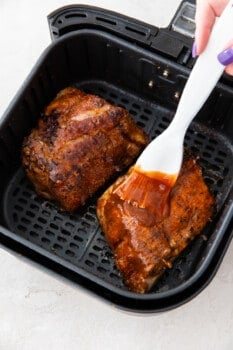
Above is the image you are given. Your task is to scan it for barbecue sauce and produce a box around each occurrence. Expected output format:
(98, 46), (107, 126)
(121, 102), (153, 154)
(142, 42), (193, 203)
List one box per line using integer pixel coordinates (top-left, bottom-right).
(116, 166), (177, 216)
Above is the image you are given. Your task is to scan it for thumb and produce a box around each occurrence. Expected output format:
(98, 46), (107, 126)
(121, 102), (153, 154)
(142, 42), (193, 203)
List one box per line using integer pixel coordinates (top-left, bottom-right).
(194, 0), (229, 55)
(195, 0), (216, 54)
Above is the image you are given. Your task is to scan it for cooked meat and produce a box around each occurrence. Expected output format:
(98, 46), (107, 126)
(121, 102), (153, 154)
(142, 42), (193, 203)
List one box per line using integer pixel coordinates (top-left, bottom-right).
(21, 87), (148, 211)
(97, 155), (215, 293)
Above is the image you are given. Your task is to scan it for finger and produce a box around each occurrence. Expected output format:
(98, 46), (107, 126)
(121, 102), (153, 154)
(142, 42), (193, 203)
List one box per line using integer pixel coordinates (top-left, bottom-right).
(224, 63), (233, 76)
(218, 40), (233, 76)
(195, 0), (229, 55)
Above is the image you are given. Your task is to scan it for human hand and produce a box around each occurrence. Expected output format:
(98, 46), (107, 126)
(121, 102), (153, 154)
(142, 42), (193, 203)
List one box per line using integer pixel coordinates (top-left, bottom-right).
(193, 0), (233, 76)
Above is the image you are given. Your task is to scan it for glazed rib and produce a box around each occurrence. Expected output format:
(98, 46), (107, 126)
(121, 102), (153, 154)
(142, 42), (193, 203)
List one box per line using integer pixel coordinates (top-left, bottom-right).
(97, 155), (215, 293)
(21, 87), (148, 211)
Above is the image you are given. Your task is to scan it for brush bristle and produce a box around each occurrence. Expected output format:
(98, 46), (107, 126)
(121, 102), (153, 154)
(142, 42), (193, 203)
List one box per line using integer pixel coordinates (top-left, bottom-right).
(114, 166), (177, 215)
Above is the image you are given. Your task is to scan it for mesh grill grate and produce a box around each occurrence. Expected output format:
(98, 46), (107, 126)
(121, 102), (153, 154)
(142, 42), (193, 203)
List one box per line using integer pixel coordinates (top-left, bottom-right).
(2, 81), (233, 293)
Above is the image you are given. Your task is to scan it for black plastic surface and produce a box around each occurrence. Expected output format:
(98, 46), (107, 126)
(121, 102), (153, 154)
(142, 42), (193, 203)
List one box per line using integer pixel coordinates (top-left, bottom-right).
(0, 6), (233, 312)
(48, 4), (159, 44)
(48, 4), (195, 68)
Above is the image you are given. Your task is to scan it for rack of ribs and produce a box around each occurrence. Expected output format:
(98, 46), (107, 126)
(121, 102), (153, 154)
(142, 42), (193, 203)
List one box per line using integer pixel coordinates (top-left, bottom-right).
(97, 155), (215, 293)
(21, 87), (148, 211)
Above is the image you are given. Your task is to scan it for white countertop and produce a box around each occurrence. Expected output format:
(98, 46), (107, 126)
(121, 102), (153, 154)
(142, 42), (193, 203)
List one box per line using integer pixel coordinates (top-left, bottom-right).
(0, 1), (232, 349)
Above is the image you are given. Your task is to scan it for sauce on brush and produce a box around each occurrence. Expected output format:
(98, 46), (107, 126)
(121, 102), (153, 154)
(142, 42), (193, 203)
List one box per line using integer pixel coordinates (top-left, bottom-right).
(115, 165), (177, 216)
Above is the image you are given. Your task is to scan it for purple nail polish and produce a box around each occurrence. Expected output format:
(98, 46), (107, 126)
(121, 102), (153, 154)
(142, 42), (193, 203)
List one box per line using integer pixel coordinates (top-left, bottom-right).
(192, 42), (197, 58)
(217, 48), (233, 66)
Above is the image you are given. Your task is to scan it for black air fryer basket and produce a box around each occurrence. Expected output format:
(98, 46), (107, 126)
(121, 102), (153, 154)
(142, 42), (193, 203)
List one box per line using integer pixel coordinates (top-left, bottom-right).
(0, 2), (233, 312)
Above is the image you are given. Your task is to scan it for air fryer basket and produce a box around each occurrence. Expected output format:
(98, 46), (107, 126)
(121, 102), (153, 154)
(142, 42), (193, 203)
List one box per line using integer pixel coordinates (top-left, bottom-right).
(0, 3), (233, 312)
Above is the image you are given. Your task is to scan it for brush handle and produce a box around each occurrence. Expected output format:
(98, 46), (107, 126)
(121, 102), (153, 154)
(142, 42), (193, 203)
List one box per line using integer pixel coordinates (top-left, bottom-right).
(136, 1), (233, 175)
(170, 0), (233, 135)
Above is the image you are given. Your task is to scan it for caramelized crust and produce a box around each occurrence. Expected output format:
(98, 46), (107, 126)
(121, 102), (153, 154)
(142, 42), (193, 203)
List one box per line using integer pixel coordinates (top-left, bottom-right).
(97, 156), (215, 293)
(21, 87), (148, 211)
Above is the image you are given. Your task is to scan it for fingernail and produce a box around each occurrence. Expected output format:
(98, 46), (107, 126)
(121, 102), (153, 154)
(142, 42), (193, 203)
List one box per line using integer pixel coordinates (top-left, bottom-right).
(192, 42), (197, 58)
(217, 48), (233, 66)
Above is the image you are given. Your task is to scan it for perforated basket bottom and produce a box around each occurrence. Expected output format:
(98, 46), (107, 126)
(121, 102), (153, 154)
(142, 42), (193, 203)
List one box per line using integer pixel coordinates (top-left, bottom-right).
(2, 80), (233, 294)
